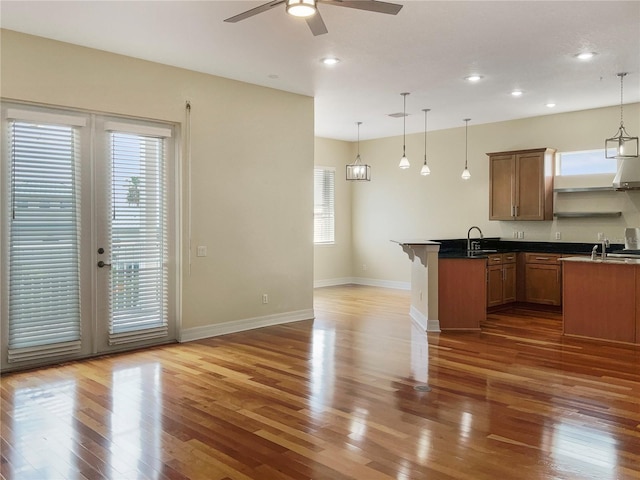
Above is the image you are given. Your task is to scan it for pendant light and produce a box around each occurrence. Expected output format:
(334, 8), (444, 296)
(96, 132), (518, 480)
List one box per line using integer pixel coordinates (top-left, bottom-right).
(605, 72), (639, 158)
(420, 108), (431, 176)
(286, 0), (317, 17)
(346, 122), (371, 181)
(461, 118), (471, 180)
(398, 92), (410, 169)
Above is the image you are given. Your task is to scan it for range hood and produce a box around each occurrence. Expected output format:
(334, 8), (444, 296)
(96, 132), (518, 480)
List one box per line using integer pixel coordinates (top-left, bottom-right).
(613, 157), (640, 190)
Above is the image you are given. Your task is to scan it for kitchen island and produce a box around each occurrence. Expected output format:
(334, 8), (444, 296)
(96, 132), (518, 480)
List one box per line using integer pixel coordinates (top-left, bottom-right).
(562, 256), (640, 344)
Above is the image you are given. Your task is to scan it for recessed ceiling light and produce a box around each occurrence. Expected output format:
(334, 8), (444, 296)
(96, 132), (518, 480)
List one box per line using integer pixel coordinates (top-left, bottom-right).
(511, 90), (523, 97)
(575, 52), (597, 60)
(465, 74), (483, 82)
(321, 57), (340, 65)
(546, 103), (556, 108)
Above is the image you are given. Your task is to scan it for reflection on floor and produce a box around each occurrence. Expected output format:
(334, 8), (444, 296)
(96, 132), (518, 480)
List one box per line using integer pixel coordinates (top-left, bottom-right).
(1, 285), (639, 479)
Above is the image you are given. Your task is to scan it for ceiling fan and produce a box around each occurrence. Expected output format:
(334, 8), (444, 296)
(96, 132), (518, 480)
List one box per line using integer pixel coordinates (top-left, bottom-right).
(224, 0), (403, 36)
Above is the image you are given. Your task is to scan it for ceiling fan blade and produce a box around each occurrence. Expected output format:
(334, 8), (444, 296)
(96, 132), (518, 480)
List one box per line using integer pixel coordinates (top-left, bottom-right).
(320, 0), (403, 15)
(224, 0), (286, 23)
(306, 11), (329, 36)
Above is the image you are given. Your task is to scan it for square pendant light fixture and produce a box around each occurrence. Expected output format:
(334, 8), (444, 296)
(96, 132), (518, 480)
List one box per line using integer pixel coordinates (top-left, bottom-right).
(605, 72), (639, 159)
(286, 0), (317, 17)
(346, 122), (371, 181)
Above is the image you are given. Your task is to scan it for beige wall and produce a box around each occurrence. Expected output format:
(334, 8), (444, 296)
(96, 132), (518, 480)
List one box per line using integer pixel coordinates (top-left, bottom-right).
(313, 138), (353, 286)
(1, 30), (315, 336)
(351, 104), (640, 285)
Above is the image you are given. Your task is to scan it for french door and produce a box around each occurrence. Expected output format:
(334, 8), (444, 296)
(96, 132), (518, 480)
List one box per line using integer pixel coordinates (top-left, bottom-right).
(1, 103), (177, 371)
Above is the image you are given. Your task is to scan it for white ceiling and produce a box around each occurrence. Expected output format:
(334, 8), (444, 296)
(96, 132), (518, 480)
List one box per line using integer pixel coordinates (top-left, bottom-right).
(1, 0), (639, 141)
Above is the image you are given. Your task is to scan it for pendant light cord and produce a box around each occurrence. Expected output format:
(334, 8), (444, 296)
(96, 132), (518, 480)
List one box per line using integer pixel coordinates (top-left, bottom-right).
(424, 109), (427, 159)
(619, 73), (625, 127)
(464, 119), (469, 168)
(402, 94), (407, 155)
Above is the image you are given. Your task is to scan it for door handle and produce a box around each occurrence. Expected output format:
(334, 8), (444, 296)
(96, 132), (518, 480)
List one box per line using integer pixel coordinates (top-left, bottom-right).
(97, 261), (112, 268)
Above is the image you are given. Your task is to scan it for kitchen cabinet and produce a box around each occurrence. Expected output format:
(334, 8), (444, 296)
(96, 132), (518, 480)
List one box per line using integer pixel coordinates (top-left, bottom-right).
(488, 148), (556, 221)
(563, 260), (637, 343)
(524, 253), (562, 305)
(439, 258), (485, 330)
(487, 253), (516, 307)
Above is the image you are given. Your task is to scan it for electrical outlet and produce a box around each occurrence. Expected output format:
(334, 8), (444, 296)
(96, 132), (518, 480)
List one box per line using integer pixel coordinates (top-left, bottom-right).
(262, 294), (268, 304)
(555, 232), (561, 240)
(513, 231), (518, 239)
(597, 232), (605, 241)
(196, 246), (207, 257)
(517, 231), (524, 239)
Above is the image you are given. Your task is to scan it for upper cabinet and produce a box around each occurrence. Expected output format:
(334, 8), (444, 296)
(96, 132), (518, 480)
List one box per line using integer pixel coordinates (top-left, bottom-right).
(488, 148), (556, 221)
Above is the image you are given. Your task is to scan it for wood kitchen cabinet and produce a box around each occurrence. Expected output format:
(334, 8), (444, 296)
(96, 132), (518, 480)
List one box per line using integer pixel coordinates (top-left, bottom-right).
(487, 253), (516, 307)
(524, 253), (562, 305)
(488, 148), (556, 221)
(439, 258), (486, 330)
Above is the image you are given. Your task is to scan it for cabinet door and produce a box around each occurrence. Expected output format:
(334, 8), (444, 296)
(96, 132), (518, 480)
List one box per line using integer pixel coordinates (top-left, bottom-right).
(487, 264), (504, 307)
(502, 263), (517, 303)
(489, 154), (515, 220)
(515, 152), (545, 220)
(525, 264), (561, 305)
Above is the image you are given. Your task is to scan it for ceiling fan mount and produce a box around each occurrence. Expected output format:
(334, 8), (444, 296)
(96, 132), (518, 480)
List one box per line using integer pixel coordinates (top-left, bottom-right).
(224, 0), (403, 36)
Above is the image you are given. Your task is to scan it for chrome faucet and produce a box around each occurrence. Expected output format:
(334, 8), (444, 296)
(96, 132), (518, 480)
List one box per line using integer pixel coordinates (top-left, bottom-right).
(591, 238), (610, 260)
(601, 238), (610, 261)
(467, 226), (483, 251)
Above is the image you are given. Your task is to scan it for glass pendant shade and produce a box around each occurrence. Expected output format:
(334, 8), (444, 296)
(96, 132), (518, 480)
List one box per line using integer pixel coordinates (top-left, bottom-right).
(286, 0), (317, 17)
(346, 122), (371, 181)
(398, 93), (410, 169)
(461, 167), (471, 180)
(420, 161), (431, 176)
(606, 73), (639, 159)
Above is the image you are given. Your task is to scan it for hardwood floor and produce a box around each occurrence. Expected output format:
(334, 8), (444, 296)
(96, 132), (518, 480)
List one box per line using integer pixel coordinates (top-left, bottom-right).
(2, 285), (639, 479)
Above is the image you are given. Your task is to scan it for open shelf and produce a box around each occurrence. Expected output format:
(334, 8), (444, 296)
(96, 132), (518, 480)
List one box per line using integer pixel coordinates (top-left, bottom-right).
(553, 186), (616, 193)
(554, 211), (622, 218)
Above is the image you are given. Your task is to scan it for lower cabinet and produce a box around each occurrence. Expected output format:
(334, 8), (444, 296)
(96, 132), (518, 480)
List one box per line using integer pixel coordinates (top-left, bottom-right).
(524, 253), (562, 305)
(487, 253), (516, 307)
(439, 258), (486, 330)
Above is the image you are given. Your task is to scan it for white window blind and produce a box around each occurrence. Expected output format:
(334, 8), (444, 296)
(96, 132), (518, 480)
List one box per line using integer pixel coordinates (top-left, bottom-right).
(314, 167), (335, 244)
(7, 120), (82, 361)
(107, 131), (168, 344)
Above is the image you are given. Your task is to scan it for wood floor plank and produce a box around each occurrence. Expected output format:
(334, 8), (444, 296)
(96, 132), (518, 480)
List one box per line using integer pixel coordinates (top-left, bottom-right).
(2, 285), (639, 479)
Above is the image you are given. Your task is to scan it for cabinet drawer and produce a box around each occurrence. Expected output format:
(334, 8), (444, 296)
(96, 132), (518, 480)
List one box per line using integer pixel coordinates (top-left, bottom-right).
(525, 253), (561, 265)
(502, 252), (516, 264)
(487, 254), (503, 264)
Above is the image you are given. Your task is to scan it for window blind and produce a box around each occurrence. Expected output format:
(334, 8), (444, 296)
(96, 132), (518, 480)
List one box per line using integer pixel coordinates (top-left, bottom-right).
(314, 167), (335, 244)
(8, 120), (82, 361)
(107, 131), (168, 345)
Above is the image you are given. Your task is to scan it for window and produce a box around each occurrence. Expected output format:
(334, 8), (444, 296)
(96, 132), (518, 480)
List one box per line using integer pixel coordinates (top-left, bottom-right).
(556, 149), (617, 176)
(314, 167), (335, 244)
(7, 117), (84, 361)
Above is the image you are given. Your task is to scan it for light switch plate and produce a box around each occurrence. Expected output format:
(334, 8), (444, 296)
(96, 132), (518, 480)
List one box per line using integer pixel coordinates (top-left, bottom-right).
(196, 246), (207, 257)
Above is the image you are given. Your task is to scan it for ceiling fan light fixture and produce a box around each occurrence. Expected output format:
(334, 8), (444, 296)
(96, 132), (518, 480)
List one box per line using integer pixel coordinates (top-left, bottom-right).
(605, 72), (639, 159)
(286, 0), (317, 17)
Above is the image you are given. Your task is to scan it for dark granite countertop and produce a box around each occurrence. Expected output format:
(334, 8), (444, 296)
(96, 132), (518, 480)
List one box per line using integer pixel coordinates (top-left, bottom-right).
(435, 237), (624, 259)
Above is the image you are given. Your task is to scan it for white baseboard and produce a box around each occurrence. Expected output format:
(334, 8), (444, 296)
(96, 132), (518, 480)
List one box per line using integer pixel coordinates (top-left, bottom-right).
(180, 309), (314, 343)
(314, 277), (410, 290)
(410, 305), (441, 333)
(351, 277), (411, 290)
(314, 277), (354, 288)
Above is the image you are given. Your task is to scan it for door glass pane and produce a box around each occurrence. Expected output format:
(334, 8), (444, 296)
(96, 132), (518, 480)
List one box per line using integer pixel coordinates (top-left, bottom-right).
(8, 121), (81, 353)
(108, 132), (167, 340)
